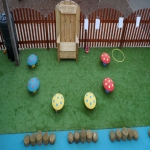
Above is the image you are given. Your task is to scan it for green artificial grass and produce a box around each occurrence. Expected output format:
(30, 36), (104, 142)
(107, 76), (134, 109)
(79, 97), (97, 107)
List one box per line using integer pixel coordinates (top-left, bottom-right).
(0, 47), (150, 134)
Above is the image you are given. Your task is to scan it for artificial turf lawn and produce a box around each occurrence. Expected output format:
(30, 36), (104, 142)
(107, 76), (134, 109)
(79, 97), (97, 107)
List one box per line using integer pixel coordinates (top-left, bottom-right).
(0, 47), (150, 134)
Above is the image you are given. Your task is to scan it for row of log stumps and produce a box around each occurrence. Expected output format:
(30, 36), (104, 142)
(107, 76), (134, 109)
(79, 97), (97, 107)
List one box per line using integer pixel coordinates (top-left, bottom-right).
(68, 129), (98, 144)
(109, 127), (138, 142)
(24, 131), (56, 147)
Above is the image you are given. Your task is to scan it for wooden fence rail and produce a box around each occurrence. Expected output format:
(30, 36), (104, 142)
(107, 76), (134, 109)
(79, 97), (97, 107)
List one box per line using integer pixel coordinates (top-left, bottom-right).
(0, 8), (149, 49)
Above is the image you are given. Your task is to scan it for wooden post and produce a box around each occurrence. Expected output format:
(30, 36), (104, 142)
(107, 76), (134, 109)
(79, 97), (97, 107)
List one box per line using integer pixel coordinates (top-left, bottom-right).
(122, 127), (128, 141)
(45, 16), (49, 50)
(74, 131), (80, 144)
(24, 135), (30, 147)
(49, 133), (56, 145)
(133, 130), (138, 140)
(43, 132), (49, 145)
(84, 30), (87, 49)
(68, 132), (74, 144)
(92, 132), (98, 143)
(30, 133), (37, 146)
(109, 131), (116, 142)
(116, 129), (122, 142)
(86, 130), (92, 143)
(80, 129), (86, 143)
(119, 18), (127, 48)
(36, 131), (43, 146)
(128, 129), (133, 140)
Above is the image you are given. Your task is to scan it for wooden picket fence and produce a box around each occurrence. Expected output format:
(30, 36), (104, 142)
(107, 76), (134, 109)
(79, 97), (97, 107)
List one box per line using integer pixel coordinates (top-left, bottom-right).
(0, 8), (149, 49)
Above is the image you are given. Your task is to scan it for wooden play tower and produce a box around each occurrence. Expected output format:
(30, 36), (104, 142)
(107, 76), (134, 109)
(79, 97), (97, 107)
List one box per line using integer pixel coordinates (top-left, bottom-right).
(55, 0), (80, 61)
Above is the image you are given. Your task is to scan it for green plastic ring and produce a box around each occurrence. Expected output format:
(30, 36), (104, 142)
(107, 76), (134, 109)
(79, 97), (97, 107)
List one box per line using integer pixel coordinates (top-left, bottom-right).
(112, 49), (125, 62)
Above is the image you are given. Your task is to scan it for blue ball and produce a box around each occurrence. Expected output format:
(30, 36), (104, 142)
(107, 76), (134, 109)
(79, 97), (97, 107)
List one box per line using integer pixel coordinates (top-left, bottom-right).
(27, 54), (38, 66)
(27, 77), (40, 92)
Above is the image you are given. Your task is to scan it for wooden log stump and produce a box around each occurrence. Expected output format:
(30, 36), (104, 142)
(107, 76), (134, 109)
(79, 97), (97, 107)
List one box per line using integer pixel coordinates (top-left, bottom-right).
(80, 129), (86, 143)
(74, 131), (80, 144)
(24, 135), (30, 147)
(148, 130), (150, 137)
(36, 131), (42, 146)
(43, 132), (49, 145)
(133, 130), (138, 140)
(49, 133), (56, 145)
(128, 129), (133, 141)
(92, 132), (98, 143)
(122, 127), (128, 141)
(116, 129), (122, 142)
(86, 130), (92, 143)
(30, 133), (37, 146)
(109, 131), (116, 142)
(68, 132), (74, 144)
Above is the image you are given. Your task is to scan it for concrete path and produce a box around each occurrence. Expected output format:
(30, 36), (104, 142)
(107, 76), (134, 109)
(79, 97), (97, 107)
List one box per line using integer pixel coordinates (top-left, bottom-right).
(127, 0), (150, 11)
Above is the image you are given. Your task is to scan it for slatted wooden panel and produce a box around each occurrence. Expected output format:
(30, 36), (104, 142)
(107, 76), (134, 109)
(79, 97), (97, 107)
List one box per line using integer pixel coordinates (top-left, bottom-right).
(80, 8), (125, 47)
(79, 12), (85, 48)
(0, 8), (150, 49)
(12, 8), (46, 49)
(120, 8), (150, 47)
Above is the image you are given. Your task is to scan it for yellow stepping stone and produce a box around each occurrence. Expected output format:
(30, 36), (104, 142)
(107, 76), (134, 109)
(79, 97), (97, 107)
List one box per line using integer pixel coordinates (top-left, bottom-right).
(52, 93), (64, 111)
(84, 92), (96, 109)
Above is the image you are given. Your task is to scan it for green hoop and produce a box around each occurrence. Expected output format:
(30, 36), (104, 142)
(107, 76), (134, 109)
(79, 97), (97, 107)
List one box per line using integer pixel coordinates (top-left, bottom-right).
(112, 49), (125, 62)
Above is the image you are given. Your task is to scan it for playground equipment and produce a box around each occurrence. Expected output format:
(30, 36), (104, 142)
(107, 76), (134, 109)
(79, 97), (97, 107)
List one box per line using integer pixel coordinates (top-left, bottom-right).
(27, 77), (40, 93)
(100, 53), (110, 66)
(84, 92), (96, 109)
(52, 93), (64, 112)
(109, 127), (138, 142)
(112, 49), (125, 62)
(24, 132), (56, 147)
(27, 54), (38, 68)
(68, 129), (98, 144)
(55, 0), (80, 61)
(103, 78), (114, 93)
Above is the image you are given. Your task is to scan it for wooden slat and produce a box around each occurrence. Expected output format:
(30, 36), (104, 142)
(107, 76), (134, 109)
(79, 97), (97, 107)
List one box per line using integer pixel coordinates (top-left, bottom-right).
(88, 14), (92, 47)
(65, 14), (70, 42)
(54, 10), (57, 48)
(20, 8), (27, 48)
(32, 9), (37, 48)
(26, 8), (32, 48)
(111, 9), (116, 47)
(38, 10), (43, 47)
(81, 13), (85, 48)
(92, 11), (96, 47)
(79, 12), (82, 47)
(51, 11), (56, 47)
(22, 8), (29, 48)
(35, 9), (41, 48)
(141, 9), (149, 46)
(47, 14), (52, 48)
(97, 9), (101, 47)
(17, 8), (24, 48)
(45, 16), (49, 49)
